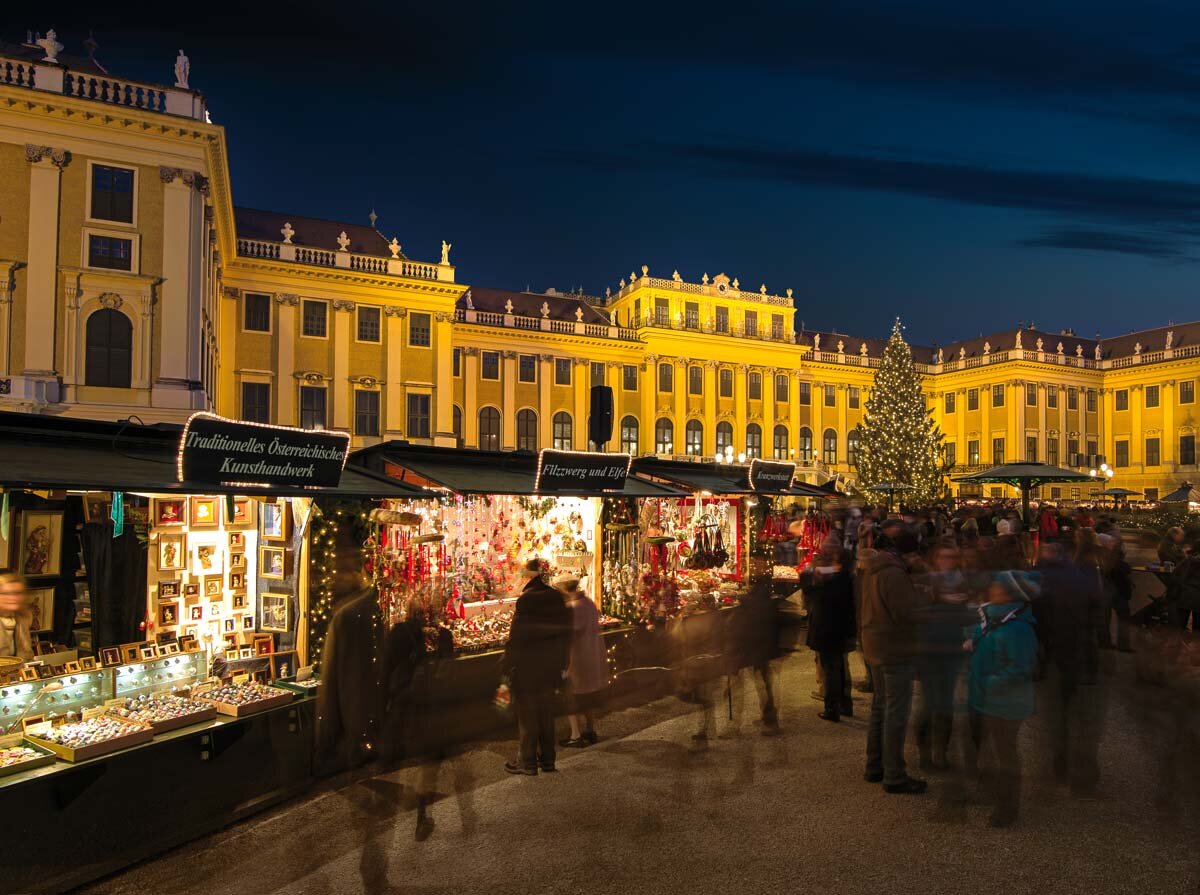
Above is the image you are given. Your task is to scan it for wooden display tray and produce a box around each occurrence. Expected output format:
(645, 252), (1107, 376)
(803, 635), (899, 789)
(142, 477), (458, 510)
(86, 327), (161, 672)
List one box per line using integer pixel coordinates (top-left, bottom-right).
(0, 739), (57, 779)
(272, 679), (321, 696)
(198, 688), (294, 718)
(126, 705), (218, 734)
(26, 724), (153, 763)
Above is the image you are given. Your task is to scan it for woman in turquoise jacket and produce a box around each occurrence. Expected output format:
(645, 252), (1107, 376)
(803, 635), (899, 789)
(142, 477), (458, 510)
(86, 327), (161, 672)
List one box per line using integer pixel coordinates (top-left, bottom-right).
(966, 570), (1039, 828)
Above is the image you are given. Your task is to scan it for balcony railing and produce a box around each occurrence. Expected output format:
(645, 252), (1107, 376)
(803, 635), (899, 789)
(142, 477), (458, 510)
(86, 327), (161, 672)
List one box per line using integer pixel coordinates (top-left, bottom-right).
(614, 275), (794, 308)
(235, 237), (450, 282)
(455, 308), (640, 341)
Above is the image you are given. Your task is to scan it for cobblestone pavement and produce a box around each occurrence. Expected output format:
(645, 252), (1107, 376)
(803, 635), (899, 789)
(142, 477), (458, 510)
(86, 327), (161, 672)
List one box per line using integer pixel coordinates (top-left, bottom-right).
(78, 650), (1200, 895)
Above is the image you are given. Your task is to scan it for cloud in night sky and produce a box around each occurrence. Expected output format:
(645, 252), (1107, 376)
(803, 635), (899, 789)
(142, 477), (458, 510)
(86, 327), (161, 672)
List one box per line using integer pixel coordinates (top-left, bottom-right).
(1015, 228), (1195, 261)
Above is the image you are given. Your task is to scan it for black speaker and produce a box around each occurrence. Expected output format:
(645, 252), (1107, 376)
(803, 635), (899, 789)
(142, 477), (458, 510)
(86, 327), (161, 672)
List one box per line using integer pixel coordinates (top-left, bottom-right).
(589, 385), (614, 448)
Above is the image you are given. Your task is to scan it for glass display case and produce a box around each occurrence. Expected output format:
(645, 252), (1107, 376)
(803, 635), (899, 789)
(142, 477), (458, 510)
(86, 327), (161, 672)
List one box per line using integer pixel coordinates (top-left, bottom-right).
(0, 668), (114, 734)
(113, 651), (209, 701)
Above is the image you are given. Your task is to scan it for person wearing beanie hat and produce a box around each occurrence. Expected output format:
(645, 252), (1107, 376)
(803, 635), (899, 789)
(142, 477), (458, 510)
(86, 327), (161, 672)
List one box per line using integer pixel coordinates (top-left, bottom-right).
(965, 571), (1039, 827)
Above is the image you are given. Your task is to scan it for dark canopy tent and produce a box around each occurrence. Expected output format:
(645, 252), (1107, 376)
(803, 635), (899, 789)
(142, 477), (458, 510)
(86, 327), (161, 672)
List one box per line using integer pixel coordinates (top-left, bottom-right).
(1161, 482), (1200, 505)
(954, 461), (1094, 526)
(352, 442), (686, 497)
(632, 457), (830, 498)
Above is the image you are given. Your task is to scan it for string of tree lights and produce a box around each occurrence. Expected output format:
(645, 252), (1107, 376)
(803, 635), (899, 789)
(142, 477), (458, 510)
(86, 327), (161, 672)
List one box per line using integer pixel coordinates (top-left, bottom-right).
(855, 319), (948, 507)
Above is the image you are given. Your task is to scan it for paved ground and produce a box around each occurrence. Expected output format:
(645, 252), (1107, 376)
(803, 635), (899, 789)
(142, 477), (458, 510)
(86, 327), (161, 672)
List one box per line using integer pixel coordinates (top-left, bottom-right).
(78, 650), (1200, 895)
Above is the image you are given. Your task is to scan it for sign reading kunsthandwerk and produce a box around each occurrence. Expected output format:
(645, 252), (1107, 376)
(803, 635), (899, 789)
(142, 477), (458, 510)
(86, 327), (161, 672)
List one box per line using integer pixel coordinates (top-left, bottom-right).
(178, 413), (350, 489)
(747, 459), (796, 492)
(535, 449), (631, 493)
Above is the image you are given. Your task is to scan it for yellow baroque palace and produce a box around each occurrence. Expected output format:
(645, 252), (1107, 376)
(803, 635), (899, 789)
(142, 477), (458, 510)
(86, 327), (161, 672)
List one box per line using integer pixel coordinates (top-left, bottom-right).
(2, 36), (1199, 502)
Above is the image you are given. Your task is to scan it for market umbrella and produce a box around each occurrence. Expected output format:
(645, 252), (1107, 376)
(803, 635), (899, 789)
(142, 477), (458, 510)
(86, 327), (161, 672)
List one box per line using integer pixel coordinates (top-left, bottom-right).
(1096, 486), (1141, 505)
(954, 462), (1093, 527)
(864, 482), (913, 512)
(1161, 482), (1200, 505)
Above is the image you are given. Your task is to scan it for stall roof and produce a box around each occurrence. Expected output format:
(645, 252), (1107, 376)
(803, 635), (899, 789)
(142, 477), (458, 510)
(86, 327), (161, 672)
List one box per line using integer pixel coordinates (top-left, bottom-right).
(0, 411), (434, 498)
(632, 458), (830, 498)
(352, 443), (687, 497)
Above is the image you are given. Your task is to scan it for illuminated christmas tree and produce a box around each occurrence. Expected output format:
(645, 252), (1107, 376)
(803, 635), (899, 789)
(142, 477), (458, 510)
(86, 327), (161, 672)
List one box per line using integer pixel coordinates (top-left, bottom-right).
(854, 319), (947, 506)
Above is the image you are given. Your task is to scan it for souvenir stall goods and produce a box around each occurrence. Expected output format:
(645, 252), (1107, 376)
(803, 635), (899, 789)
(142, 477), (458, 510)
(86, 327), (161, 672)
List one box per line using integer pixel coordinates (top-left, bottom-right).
(0, 739), (56, 778)
(26, 715), (154, 762)
(110, 693), (217, 733)
(197, 681), (294, 717)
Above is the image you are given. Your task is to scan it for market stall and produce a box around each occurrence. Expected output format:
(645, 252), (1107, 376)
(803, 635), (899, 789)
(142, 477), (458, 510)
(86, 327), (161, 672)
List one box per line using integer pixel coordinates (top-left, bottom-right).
(0, 411), (430, 894)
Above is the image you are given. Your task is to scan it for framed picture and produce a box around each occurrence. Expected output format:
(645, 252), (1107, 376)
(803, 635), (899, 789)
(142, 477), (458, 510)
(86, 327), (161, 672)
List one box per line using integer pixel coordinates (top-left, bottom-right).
(228, 497), (257, 528)
(260, 592), (290, 633)
(152, 497), (187, 527)
(188, 604), (203, 621)
(229, 572), (246, 592)
(209, 602), (222, 618)
(192, 542), (223, 575)
(121, 643), (141, 664)
(64, 660), (82, 674)
(253, 634), (273, 656)
(179, 635), (198, 652)
(184, 582), (200, 599)
(156, 630), (177, 645)
(19, 510), (64, 577)
(229, 532), (245, 549)
(230, 551), (246, 569)
(81, 492), (112, 524)
(138, 644), (158, 661)
(238, 647), (254, 660)
(260, 502), (290, 542)
(165, 642), (181, 655)
(223, 618), (235, 633)
(19, 667), (39, 682)
(204, 576), (222, 599)
(190, 497), (219, 528)
(80, 657), (97, 671)
(157, 601), (179, 627)
(232, 593), (246, 609)
(260, 546), (286, 580)
(157, 533), (185, 571)
(76, 629), (93, 653)
(27, 586), (54, 633)
(223, 632), (238, 649)
(224, 647), (240, 662)
(158, 580), (181, 599)
(270, 651), (297, 680)
(242, 615), (254, 630)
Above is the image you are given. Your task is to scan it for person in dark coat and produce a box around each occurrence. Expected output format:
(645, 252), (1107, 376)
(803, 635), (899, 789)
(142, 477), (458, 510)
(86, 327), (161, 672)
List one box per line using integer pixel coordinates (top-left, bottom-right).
(802, 542), (855, 722)
(501, 557), (572, 775)
(731, 558), (782, 734)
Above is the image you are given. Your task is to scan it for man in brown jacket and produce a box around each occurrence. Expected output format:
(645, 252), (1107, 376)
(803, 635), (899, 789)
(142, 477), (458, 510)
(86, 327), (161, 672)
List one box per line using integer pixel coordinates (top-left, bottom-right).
(859, 520), (928, 794)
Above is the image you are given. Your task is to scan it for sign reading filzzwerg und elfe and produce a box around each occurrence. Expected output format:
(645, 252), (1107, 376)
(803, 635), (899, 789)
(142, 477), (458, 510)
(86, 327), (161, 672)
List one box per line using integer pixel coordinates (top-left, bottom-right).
(178, 413), (350, 489)
(535, 449), (631, 493)
(747, 459), (796, 492)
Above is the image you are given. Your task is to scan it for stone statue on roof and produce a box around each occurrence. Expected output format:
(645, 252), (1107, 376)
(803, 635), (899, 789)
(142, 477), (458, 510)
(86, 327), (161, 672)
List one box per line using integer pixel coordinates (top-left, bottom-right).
(936, 347), (944, 363)
(837, 339), (844, 354)
(464, 290), (473, 309)
(1076, 344), (1083, 358)
(336, 231), (350, 252)
(1036, 337), (1043, 351)
(813, 334), (821, 352)
(862, 342), (870, 357)
(38, 30), (63, 65)
(959, 346), (965, 360)
(1057, 341), (1064, 355)
(1167, 329), (1175, 350)
(983, 341), (991, 355)
(541, 302), (550, 318)
(1095, 343), (1102, 361)
(281, 222), (295, 245)
(174, 49), (190, 89)
(1015, 330), (1022, 350)
(441, 241), (452, 265)
(389, 237), (401, 258)
(504, 299), (513, 314)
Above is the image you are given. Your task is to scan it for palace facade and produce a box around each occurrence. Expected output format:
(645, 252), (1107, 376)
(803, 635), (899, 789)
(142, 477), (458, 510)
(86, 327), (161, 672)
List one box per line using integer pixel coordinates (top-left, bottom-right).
(3, 34), (1199, 501)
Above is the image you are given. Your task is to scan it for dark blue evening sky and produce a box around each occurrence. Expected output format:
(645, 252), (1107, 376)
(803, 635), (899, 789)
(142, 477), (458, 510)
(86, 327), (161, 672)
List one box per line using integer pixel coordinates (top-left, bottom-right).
(11, 0), (1200, 343)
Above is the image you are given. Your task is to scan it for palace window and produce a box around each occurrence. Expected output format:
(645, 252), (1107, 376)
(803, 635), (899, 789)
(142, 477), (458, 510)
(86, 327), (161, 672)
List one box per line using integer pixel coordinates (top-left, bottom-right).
(453, 348), (461, 377)
(1067, 387), (1078, 410)
(746, 424), (762, 459)
(773, 425), (788, 460)
(591, 362), (605, 387)
(244, 293), (271, 333)
(620, 416), (639, 455)
(1047, 438), (1059, 467)
(553, 412), (573, 450)
(824, 384), (836, 407)
(685, 302), (699, 330)
(849, 386), (860, 409)
(356, 390), (381, 437)
(409, 312), (431, 347)
(481, 351), (500, 380)
(552, 358), (573, 386)
(968, 439), (980, 465)
(847, 428), (862, 467)
(992, 384), (1005, 407)
(1115, 389), (1129, 411)
(798, 427), (813, 462)
(748, 372), (762, 401)
(1026, 383), (1037, 406)
(771, 314), (784, 341)
(1026, 435), (1037, 462)
(720, 369), (733, 397)
(715, 306), (729, 334)
(945, 392), (956, 414)
(688, 365), (703, 395)
(302, 300), (327, 338)
(1087, 439), (1097, 459)
(944, 442), (956, 468)
(517, 409), (537, 451)
(1146, 437), (1160, 467)
(686, 419), (703, 455)
(241, 382), (270, 423)
(654, 418), (674, 454)
(453, 406), (463, 446)
(1145, 487), (1159, 501)
(1086, 389), (1097, 412)
(90, 164), (135, 223)
(1181, 434), (1196, 466)
(88, 234), (133, 271)
(776, 375), (789, 403)
(357, 306), (381, 342)
(1146, 385), (1160, 408)
(717, 421), (734, 455)
(744, 311), (758, 337)
(1067, 437), (1079, 463)
(479, 407), (501, 450)
(623, 364), (638, 391)
(1115, 440), (1129, 468)
(1047, 385), (1058, 409)
(518, 354), (537, 383)
(658, 362), (673, 392)
(1182, 380), (1196, 404)
(84, 309), (132, 388)
(299, 386), (327, 430)
(654, 298), (669, 326)
(799, 382), (811, 405)
(822, 428), (837, 465)
(992, 437), (1005, 464)
(967, 388), (979, 411)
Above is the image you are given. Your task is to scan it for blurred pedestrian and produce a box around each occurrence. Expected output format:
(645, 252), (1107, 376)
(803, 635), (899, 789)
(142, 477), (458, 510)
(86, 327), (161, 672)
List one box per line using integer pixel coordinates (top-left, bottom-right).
(558, 578), (606, 748)
(802, 541), (855, 722)
(966, 571), (1038, 827)
(731, 557), (781, 735)
(0, 574), (33, 662)
(1157, 526), (1189, 567)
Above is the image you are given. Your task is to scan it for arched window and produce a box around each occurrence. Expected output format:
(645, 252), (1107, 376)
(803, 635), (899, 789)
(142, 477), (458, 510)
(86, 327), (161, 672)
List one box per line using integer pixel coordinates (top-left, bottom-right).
(452, 405), (463, 447)
(620, 416), (639, 455)
(516, 408), (538, 451)
(773, 424), (789, 460)
(654, 418), (674, 454)
(798, 426), (813, 463)
(847, 427), (862, 468)
(553, 411), (573, 450)
(823, 428), (838, 465)
(746, 423), (762, 459)
(685, 419), (703, 455)
(85, 309), (132, 388)
(716, 421), (734, 455)
(479, 407), (500, 451)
